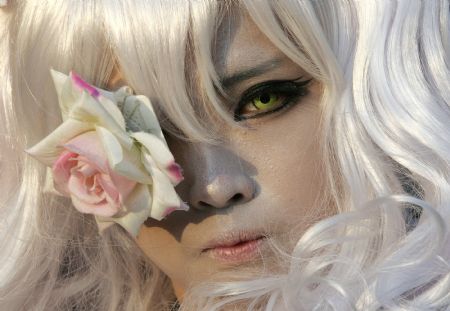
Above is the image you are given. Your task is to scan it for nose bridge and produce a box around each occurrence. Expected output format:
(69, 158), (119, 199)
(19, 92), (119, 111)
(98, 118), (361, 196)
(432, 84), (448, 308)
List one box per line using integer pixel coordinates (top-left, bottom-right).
(184, 142), (255, 210)
(198, 143), (239, 176)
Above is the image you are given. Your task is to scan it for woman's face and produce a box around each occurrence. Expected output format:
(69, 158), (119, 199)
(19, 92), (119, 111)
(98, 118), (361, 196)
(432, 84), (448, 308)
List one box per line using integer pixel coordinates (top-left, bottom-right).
(110, 16), (329, 300)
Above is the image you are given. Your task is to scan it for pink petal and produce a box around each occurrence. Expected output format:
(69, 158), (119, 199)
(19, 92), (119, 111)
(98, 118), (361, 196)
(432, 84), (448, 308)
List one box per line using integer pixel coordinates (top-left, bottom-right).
(162, 201), (190, 218)
(52, 151), (78, 195)
(63, 131), (109, 173)
(68, 170), (106, 205)
(77, 161), (98, 177)
(71, 195), (120, 217)
(97, 174), (120, 204)
(108, 169), (137, 202)
(167, 161), (184, 184)
(70, 71), (100, 98)
(162, 207), (178, 218)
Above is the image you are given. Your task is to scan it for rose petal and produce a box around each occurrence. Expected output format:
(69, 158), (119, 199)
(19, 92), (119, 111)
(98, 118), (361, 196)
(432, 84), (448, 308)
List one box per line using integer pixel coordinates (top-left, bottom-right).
(43, 167), (61, 195)
(50, 69), (78, 121)
(108, 170), (137, 202)
(97, 86), (127, 103)
(112, 184), (152, 235)
(77, 161), (99, 177)
(131, 132), (184, 185)
(70, 71), (100, 98)
(53, 70), (130, 147)
(25, 119), (93, 166)
(67, 171), (106, 205)
(98, 95), (127, 130)
(97, 174), (120, 204)
(141, 152), (187, 220)
(70, 91), (133, 149)
(71, 194), (120, 217)
(95, 183), (152, 236)
(52, 150), (78, 195)
(96, 126), (152, 184)
(63, 131), (109, 173)
(127, 95), (166, 141)
(166, 162), (184, 185)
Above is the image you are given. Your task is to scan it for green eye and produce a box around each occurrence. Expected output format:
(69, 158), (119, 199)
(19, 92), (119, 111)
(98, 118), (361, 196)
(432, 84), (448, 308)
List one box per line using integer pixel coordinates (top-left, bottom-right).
(234, 78), (312, 121)
(237, 92), (287, 118)
(238, 92), (284, 117)
(252, 93), (280, 110)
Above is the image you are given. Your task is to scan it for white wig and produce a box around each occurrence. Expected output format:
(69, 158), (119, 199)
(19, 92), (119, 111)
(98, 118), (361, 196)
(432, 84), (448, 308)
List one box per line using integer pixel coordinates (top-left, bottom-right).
(0, 0), (449, 310)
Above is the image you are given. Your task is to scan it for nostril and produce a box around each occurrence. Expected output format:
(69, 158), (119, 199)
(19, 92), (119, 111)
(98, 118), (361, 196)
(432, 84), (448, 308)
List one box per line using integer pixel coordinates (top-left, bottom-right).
(196, 193), (245, 210)
(198, 201), (212, 209)
(230, 193), (243, 203)
(191, 175), (255, 210)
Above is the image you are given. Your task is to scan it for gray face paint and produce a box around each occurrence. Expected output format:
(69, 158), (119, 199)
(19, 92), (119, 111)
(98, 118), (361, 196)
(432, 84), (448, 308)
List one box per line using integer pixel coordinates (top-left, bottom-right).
(220, 58), (284, 88)
(107, 15), (331, 302)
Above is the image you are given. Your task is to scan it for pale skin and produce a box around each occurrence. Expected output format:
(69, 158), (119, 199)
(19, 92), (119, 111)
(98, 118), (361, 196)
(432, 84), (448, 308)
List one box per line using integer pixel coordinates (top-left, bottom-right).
(108, 15), (331, 302)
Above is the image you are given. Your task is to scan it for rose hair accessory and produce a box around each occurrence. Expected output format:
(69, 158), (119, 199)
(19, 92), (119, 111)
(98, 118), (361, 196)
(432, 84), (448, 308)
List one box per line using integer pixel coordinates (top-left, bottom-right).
(25, 69), (189, 237)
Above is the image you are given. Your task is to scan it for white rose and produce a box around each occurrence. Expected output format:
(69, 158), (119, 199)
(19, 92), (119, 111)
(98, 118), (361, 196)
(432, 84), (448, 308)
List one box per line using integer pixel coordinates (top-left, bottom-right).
(25, 69), (188, 236)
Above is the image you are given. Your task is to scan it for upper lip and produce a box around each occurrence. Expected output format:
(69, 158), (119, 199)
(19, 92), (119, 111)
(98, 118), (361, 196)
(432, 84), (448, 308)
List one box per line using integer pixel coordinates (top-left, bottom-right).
(201, 229), (266, 252)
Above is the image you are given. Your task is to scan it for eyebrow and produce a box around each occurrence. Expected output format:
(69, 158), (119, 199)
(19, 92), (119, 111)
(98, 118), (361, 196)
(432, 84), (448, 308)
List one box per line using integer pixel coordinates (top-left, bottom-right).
(220, 57), (283, 88)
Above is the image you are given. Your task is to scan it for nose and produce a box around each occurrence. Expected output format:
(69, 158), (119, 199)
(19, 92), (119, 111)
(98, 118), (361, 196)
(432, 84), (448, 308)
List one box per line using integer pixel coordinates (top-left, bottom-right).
(172, 142), (256, 210)
(192, 173), (255, 209)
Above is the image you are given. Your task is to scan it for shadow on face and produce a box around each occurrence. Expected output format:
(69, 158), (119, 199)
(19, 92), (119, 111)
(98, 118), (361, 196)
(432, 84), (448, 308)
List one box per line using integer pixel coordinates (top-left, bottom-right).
(107, 11), (330, 301)
(143, 141), (259, 242)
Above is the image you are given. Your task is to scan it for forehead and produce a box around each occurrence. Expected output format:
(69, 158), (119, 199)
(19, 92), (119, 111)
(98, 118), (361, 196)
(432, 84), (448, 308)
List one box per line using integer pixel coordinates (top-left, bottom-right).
(213, 14), (284, 78)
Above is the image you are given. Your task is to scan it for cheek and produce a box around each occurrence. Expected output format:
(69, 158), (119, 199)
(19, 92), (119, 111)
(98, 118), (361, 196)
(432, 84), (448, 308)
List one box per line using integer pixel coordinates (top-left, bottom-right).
(136, 226), (187, 282)
(232, 91), (328, 229)
(271, 139), (327, 229)
(270, 125), (324, 207)
(137, 222), (218, 289)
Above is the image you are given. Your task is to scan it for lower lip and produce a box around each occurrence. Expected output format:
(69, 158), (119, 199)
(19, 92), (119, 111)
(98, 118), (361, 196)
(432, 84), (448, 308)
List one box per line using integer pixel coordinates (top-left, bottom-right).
(204, 237), (266, 263)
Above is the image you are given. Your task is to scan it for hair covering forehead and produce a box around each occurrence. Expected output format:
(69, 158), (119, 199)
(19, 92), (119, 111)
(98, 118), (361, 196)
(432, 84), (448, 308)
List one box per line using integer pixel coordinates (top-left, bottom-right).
(101, 0), (234, 142)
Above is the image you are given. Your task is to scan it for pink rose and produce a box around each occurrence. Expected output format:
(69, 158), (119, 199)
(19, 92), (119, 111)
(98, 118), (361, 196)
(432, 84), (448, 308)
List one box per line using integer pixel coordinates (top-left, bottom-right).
(52, 131), (137, 217)
(26, 69), (188, 236)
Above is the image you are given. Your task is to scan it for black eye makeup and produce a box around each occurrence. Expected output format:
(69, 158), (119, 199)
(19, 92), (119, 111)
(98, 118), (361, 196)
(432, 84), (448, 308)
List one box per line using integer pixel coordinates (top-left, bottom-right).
(233, 77), (313, 121)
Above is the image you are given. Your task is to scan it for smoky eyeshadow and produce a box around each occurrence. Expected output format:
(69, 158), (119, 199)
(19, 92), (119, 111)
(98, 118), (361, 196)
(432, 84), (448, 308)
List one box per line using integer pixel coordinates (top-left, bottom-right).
(233, 78), (313, 121)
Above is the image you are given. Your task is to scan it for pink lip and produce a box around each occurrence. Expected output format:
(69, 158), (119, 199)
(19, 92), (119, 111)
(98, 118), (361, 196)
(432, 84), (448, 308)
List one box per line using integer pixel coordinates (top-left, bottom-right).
(202, 230), (267, 263)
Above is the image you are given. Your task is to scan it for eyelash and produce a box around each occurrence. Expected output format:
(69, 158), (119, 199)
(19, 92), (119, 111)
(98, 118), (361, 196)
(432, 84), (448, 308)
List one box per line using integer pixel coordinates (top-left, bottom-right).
(233, 78), (313, 121)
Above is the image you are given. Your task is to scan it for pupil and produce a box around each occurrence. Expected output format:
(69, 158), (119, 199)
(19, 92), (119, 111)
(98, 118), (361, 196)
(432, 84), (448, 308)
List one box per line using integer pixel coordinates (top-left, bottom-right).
(259, 93), (271, 104)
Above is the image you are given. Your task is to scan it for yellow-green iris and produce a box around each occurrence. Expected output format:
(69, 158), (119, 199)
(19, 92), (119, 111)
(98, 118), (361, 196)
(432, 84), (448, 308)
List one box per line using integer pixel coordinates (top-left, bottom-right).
(252, 93), (279, 110)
